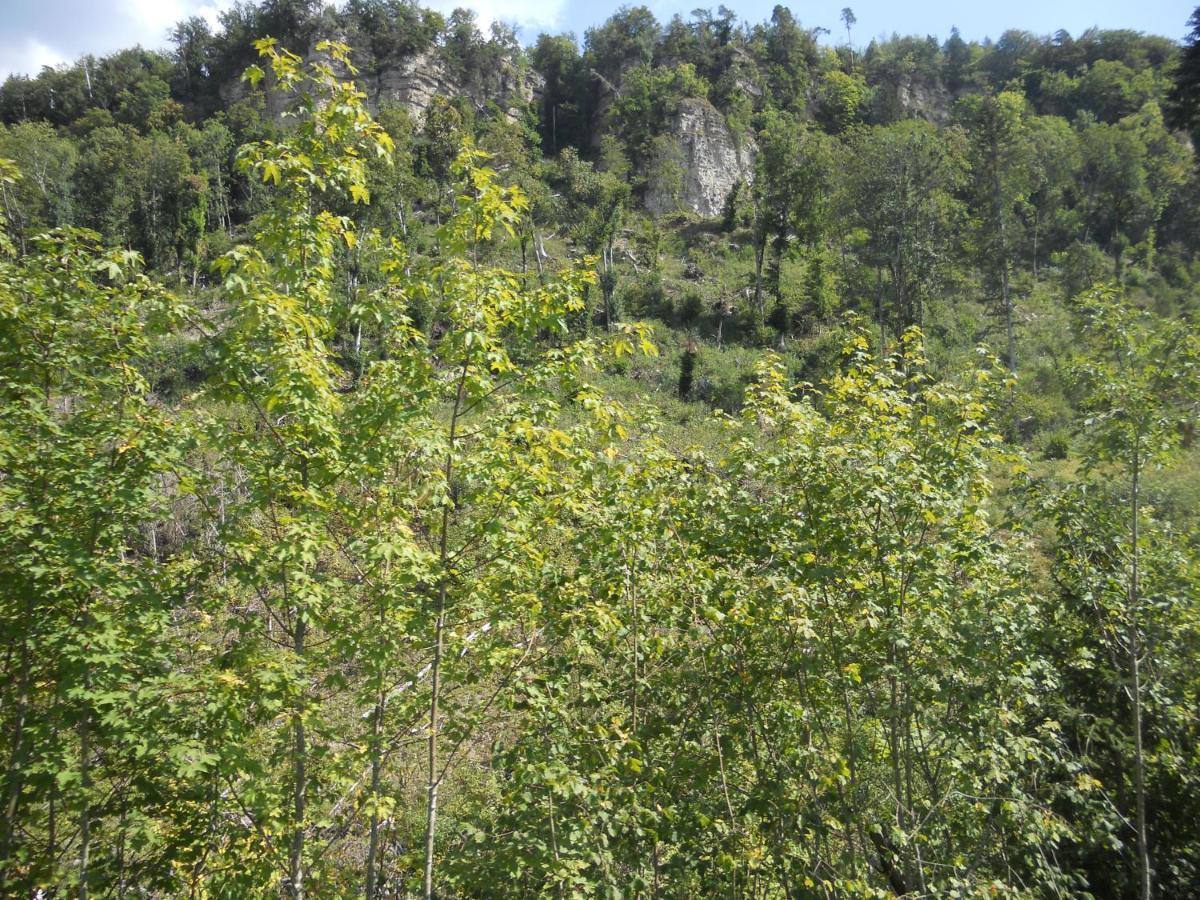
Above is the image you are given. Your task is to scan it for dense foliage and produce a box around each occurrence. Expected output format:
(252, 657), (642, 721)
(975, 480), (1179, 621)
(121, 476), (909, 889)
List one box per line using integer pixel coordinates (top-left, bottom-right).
(1, 3), (1199, 897)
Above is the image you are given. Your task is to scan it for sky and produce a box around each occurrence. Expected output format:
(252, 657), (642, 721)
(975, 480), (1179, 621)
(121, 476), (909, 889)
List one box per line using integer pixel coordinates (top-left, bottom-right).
(0, 0), (1195, 80)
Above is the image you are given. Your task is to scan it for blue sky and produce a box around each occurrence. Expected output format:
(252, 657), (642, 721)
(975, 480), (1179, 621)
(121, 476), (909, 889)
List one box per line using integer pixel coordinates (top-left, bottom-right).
(1, 0), (1194, 79)
(546, 0), (1194, 45)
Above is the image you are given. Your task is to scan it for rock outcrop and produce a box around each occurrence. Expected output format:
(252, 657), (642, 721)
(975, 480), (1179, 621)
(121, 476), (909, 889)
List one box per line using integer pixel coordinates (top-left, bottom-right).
(221, 40), (539, 125)
(369, 49), (459, 118)
(645, 97), (755, 219)
(872, 74), (954, 124)
(368, 50), (539, 122)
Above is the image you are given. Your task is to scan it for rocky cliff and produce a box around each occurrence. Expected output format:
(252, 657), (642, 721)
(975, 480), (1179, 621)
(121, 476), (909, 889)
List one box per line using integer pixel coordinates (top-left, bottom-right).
(872, 73), (955, 124)
(368, 49), (540, 122)
(224, 38), (749, 219)
(221, 40), (539, 125)
(645, 97), (756, 219)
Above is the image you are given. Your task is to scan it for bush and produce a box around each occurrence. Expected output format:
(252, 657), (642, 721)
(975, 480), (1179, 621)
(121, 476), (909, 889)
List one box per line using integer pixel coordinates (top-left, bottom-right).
(1039, 428), (1071, 460)
(677, 288), (705, 326)
(678, 342), (697, 398)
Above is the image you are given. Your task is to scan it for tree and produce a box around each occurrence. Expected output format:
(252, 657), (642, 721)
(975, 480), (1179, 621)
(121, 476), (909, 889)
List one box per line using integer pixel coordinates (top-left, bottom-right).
(583, 5), (661, 89)
(841, 7), (857, 52)
(815, 69), (868, 133)
(749, 109), (794, 322)
(1040, 483), (1200, 898)
(1065, 286), (1200, 899)
(531, 34), (589, 155)
(0, 222), (186, 895)
(1020, 114), (1080, 281)
(0, 122), (77, 252)
(1167, 7), (1200, 150)
(550, 147), (630, 329)
(184, 118), (236, 237)
(343, 0), (444, 64)
(943, 27), (978, 93)
(702, 335), (1069, 894)
(1076, 109), (1187, 282)
(452, 329), (1076, 896)
(204, 39), (399, 897)
(755, 5), (819, 111)
(1076, 59), (1158, 124)
(750, 111), (832, 335)
(170, 17), (217, 116)
(610, 62), (708, 170)
(842, 120), (965, 345)
(132, 132), (208, 275)
(197, 40), (654, 898)
(402, 146), (649, 897)
(958, 90), (1030, 370)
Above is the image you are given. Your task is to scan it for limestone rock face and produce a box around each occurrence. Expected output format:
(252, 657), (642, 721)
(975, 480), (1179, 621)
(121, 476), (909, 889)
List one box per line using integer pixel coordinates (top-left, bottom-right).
(645, 97), (755, 219)
(874, 74), (954, 124)
(368, 50), (539, 122)
(222, 40), (538, 125)
(369, 49), (458, 118)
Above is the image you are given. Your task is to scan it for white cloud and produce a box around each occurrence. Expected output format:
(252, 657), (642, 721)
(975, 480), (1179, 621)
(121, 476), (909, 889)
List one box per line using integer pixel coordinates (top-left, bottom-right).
(0, 0), (238, 80)
(1, 0), (557, 83)
(423, 0), (569, 34)
(0, 37), (67, 79)
(117, 0), (237, 46)
(122, 0), (189, 40)
(194, 0), (236, 31)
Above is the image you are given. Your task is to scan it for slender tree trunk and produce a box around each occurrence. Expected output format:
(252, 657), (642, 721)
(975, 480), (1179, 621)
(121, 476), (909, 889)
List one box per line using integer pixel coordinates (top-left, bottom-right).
(1129, 440), (1151, 900)
(77, 704), (91, 900)
(47, 767), (57, 878)
(995, 176), (1015, 373)
(627, 548), (638, 734)
(365, 689), (385, 899)
(116, 798), (128, 899)
(424, 360), (469, 900)
(601, 247), (614, 330)
(289, 615), (307, 900)
(753, 231), (766, 321)
(1031, 210), (1040, 285)
(875, 265), (886, 358)
(887, 653), (907, 889)
(76, 504), (100, 900)
(0, 606), (33, 880)
(532, 227), (546, 280)
(289, 445), (310, 898)
(0, 472), (47, 875)
(1002, 261), (1015, 373)
(768, 235), (784, 306)
(423, 562), (447, 900)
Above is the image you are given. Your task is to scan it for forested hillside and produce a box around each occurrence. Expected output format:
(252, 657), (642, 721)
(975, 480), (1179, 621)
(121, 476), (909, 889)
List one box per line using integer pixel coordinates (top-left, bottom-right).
(1, 2), (1199, 897)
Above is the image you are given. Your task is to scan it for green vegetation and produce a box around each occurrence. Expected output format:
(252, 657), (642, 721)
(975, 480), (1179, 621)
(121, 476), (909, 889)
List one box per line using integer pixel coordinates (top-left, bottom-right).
(0, 3), (1199, 897)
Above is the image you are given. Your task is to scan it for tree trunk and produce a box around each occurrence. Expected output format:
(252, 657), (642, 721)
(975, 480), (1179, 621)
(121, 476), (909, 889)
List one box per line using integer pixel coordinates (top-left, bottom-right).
(78, 705), (91, 900)
(601, 247), (614, 330)
(753, 236), (766, 322)
(365, 690), (385, 899)
(1031, 210), (1040, 285)
(1130, 440), (1151, 900)
(423, 563), (447, 900)
(0, 607), (33, 883)
(424, 360), (469, 900)
(1002, 262), (1015, 373)
(289, 616), (307, 900)
(995, 175), (1015, 373)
